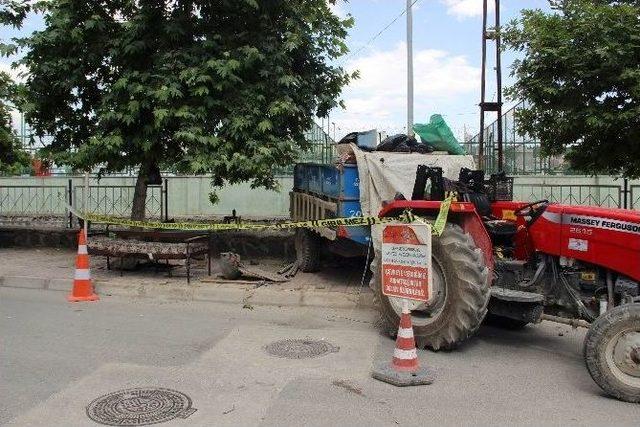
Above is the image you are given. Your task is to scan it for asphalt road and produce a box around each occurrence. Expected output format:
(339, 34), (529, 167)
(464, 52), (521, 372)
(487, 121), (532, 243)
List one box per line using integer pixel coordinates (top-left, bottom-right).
(2, 287), (640, 426)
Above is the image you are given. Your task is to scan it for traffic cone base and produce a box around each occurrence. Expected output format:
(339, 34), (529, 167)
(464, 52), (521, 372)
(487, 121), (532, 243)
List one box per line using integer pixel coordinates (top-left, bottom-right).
(371, 301), (435, 386)
(67, 293), (99, 302)
(371, 363), (434, 387)
(68, 230), (99, 302)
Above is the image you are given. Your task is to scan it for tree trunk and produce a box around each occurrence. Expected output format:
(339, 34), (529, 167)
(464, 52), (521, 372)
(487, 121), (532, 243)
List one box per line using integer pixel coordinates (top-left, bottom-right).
(131, 166), (149, 221)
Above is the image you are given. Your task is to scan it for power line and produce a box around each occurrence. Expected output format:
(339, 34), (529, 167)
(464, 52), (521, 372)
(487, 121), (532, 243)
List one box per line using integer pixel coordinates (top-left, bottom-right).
(339, 0), (422, 64)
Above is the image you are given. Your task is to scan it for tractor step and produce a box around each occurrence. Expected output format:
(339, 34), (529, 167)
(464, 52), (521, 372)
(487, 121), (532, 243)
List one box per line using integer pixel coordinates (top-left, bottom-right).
(490, 286), (544, 303)
(495, 259), (527, 270)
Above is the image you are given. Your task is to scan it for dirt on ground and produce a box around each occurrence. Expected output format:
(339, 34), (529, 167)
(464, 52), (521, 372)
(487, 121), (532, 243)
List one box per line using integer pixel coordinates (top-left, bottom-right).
(0, 247), (372, 295)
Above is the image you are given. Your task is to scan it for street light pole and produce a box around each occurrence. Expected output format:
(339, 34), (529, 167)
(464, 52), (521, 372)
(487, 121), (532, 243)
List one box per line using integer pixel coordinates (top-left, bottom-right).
(406, 0), (414, 137)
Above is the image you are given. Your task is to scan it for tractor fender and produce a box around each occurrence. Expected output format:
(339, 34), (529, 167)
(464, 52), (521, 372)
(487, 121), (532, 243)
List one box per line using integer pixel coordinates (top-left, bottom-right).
(378, 200), (494, 282)
(454, 209), (494, 279)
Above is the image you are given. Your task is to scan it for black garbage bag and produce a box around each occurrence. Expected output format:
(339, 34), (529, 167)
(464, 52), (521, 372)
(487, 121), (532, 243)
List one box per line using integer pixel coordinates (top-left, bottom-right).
(377, 134), (433, 154)
(338, 132), (359, 145)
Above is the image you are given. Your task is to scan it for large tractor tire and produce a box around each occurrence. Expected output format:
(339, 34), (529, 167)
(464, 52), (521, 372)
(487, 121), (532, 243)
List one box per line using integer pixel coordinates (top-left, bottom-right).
(295, 229), (322, 273)
(371, 223), (490, 350)
(584, 303), (640, 403)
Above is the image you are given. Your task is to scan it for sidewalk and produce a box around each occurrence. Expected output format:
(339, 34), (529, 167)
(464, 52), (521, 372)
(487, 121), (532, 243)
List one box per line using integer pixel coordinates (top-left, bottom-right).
(0, 248), (374, 309)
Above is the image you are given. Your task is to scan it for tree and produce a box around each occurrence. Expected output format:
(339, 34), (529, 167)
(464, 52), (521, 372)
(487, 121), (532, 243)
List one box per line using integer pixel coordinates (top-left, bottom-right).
(0, 71), (31, 175)
(503, 0), (640, 178)
(0, 1), (35, 175)
(19, 0), (354, 219)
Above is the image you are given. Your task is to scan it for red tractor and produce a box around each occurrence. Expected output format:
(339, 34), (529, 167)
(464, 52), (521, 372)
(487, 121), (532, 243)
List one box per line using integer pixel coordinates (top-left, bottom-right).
(371, 167), (640, 402)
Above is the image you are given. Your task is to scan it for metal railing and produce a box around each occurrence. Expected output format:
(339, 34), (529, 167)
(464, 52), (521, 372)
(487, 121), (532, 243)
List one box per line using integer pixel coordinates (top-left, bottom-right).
(73, 184), (164, 220)
(2, 178), (638, 229)
(513, 183), (636, 209)
(0, 185), (69, 216)
(273, 121), (336, 175)
(0, 179), (168, 227)
(465, 100), (564, 175)
(631, 185), (640, 210)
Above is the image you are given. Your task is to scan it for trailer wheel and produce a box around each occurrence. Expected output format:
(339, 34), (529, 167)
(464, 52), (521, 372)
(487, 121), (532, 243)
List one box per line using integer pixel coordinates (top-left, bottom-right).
(584, 303), (640, 403)
(371, 223), (490, 350)
(295, 229), (322, 272)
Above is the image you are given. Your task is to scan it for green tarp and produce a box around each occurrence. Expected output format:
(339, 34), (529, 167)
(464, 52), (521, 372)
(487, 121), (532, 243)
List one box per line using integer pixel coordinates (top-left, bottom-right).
(412, 114), (466, 155)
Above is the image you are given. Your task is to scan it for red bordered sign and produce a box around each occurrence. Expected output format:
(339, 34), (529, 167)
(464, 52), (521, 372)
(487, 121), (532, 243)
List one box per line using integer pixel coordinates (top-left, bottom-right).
(381, 224), (432, 302)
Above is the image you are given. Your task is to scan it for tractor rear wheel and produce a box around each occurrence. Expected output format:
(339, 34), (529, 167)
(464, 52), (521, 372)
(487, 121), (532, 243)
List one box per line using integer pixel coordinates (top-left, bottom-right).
(371, 223), (490, 350)
(295, 229), (322, 273)
(584, 303), (640, 403)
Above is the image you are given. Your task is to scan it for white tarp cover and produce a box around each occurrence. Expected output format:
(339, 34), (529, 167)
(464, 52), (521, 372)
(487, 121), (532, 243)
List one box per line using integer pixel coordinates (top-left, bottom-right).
(350, 143), (475, 217)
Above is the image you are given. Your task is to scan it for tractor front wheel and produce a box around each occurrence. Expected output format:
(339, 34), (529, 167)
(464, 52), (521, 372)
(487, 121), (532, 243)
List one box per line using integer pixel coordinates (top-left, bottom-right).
(584, 303), (640, 403)
(371, 223), (490, 350)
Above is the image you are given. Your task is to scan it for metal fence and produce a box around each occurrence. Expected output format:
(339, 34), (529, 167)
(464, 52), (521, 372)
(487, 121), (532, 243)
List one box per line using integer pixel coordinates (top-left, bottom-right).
(514, 181), (639, 210)
(0, 179), (167, 226)
(514, 184), (622, 208)
(74, 184), (165, 220)
(464, 100), (563, 175)
(631, 185), (640, 210)
(0, 185), (69, 216)
(272, 121), (336, 175)
(13, 112), (336, 177)
(3, 178), (639, 229)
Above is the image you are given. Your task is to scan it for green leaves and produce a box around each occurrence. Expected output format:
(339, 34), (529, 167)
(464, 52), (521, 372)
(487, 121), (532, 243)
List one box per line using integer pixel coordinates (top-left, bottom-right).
(18, 0), (353, 200)
(504, 0), (640, 178)
(0, 2), (33, 175)
(257, 119), (273, 133)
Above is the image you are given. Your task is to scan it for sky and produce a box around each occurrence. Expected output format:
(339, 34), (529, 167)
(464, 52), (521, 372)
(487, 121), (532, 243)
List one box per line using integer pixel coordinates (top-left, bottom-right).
(327, 0), (551, 141)
(1, 0), (552, 142)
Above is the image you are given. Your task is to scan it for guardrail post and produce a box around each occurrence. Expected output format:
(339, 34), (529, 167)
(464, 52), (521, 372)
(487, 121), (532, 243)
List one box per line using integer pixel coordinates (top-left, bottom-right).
(68, 178), (73, 228)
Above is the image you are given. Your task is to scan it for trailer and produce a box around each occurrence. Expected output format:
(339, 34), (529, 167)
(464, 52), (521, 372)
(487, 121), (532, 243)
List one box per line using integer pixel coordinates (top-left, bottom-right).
(290, 162), (370, 271)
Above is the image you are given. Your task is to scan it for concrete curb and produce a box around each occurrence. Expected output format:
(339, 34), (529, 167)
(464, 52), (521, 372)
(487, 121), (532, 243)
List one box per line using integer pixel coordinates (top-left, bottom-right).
(0, 275), (374, 309)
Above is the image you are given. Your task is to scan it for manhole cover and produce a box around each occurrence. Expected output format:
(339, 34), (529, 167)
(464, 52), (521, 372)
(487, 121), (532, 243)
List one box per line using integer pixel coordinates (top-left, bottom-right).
(86, 387), (196, 426)
(265, 339), (339, 359)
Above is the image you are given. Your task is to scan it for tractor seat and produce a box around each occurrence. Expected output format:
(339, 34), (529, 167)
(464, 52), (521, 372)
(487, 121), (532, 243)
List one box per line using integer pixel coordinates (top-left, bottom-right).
(462, 192), (517, 246)
(484, 220), (517, 246)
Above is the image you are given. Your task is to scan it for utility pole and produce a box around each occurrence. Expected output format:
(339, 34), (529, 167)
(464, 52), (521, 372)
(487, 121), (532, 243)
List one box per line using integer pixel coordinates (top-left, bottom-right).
(406, 0), (414, 137)
(495, 0), (503, 172)
(479, 0), (503, 172)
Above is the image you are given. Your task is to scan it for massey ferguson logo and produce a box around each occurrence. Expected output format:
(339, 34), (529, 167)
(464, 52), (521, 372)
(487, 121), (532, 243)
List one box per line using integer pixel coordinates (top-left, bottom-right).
(568, 215), (640, 234)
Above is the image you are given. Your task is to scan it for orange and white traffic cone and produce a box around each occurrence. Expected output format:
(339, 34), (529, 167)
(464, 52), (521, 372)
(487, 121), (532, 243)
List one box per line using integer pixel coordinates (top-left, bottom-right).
(67, 230), (99, 302)
(371, 301), (434, 386)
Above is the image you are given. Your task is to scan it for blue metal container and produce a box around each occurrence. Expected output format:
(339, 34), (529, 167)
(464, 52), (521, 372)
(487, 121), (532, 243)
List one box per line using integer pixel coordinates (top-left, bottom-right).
(336, 199), (369, 245)
(337, 199), (363, 218)
(293, 164), (308, 191)
(307, 164), (323, 194)
(340, 165), (360, 200)
(313, 164), (360, 200)
(321, 165), (339, 197)
(295, 163), (360, 200)
(292, 162), (368, 246)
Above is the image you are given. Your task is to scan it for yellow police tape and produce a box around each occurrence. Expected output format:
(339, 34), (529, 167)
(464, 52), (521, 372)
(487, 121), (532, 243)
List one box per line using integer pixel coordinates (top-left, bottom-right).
(70, 195), (453, 236)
